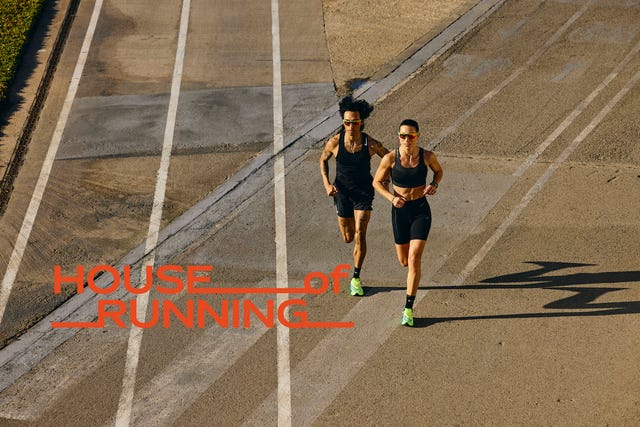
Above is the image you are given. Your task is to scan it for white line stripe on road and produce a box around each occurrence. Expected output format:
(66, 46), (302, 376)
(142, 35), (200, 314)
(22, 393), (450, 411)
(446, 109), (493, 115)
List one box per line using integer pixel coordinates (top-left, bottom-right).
(271, 0), (292, 426)
(455, 68), (640, 287)
(0, 0), (104, 330)
(2, 8), (636, 422)
(513, 36), (640, 177)
(113, 1), (191, 426)
(428, 0), (592, 150)
(357, 0), (507, 104)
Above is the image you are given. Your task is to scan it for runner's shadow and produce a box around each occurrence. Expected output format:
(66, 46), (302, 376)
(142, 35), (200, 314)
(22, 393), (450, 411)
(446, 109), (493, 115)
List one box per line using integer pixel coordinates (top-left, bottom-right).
(363, 285), (405, 296)
(413, 261), (640, 328)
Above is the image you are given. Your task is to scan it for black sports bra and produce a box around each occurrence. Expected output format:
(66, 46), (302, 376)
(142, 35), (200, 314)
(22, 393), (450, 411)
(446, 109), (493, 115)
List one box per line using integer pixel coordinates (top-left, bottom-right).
(391, 148), (428, 188)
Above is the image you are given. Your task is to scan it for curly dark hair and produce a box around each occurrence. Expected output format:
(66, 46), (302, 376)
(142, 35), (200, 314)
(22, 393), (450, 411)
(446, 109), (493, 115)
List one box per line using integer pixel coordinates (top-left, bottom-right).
(338, 95), (374, 130)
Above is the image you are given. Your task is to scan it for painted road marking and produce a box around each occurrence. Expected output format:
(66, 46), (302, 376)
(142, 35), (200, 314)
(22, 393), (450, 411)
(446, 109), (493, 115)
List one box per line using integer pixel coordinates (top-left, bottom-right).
(551, 59), (587, 82)
(0, 0), (560, 412)
(243, 291), (403, 426)
(355, 0), (508, 103)
(113, 1), (191, 426)
(428, 0), (592, 149)
(0, 0), (104, 330)
(0, 0), (631, 421)
(514, 36), (640, 177)
(0, 154), (513, 421)
(270, 0), (292, 425)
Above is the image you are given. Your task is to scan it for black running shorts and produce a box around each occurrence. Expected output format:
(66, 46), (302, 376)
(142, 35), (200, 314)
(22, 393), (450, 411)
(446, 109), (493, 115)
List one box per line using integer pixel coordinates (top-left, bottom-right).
(391, 197), (431, 244)
(333, 185), (374, 218)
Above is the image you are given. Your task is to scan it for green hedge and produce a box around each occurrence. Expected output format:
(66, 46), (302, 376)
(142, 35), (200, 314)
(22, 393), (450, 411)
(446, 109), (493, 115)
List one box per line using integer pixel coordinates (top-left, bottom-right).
(0, 0), (47, 103)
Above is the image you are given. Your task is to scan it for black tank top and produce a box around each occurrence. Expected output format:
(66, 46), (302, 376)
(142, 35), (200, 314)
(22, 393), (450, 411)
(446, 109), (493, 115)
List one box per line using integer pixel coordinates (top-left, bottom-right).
(391, 148), (428, 188)
(335, 132), (372, 188)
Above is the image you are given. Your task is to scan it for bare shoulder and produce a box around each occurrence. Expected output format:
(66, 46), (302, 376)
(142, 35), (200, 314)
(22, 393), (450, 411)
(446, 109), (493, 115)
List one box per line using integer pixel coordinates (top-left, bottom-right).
(382, 150), (396, 165)
(423, 149), (442, 172)
(326, 133), (340, 148)
(322, 134), (340, 156)
(423, 148), (437, 162)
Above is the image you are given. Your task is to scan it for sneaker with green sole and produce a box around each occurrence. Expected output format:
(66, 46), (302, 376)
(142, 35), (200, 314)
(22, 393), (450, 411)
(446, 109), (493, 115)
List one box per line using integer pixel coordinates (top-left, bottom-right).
(350, 278), (364, 296)
(401, 308), (414, 327)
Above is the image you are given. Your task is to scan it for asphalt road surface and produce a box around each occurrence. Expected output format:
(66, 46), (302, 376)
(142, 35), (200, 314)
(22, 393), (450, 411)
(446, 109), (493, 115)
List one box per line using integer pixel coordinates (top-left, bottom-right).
(0, 0), (639, 425)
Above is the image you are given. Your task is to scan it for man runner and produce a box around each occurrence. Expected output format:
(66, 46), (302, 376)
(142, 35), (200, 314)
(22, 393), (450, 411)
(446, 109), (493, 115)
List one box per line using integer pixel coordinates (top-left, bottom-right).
(320, 96), (388, 296)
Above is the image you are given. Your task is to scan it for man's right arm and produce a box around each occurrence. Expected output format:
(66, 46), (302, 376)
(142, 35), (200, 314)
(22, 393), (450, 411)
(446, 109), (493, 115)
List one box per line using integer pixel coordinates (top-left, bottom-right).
(320, 136), (338, 196)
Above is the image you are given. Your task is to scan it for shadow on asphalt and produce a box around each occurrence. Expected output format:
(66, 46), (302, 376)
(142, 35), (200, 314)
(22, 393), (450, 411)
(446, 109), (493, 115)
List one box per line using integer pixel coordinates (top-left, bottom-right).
(412, 261), (640, 328)
(362, 285), (406, 296)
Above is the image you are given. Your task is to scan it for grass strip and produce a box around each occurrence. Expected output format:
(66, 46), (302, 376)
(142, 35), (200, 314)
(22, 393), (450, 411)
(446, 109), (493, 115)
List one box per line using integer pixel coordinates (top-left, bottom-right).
(0, 0), (47, 103)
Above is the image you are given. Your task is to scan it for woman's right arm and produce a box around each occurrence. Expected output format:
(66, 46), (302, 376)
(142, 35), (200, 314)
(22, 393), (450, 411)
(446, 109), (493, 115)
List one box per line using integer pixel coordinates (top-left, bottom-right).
(373, 153), (405, 208)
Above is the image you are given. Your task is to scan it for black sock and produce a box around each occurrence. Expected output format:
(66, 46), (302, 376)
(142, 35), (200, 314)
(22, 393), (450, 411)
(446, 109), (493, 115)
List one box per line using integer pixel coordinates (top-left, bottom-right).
(405, 295), (416, 309)
(353, 267), (361, 279)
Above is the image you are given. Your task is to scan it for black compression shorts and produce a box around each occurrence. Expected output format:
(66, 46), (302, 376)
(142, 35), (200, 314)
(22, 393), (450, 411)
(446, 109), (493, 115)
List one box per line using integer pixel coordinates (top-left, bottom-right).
(392, 197), (431, 244)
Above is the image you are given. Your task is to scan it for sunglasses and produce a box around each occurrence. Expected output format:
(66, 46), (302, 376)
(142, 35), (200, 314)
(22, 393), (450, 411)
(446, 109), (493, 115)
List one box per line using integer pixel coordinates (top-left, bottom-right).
(398, 132), (419, 139)
(343, 119), (362, 126)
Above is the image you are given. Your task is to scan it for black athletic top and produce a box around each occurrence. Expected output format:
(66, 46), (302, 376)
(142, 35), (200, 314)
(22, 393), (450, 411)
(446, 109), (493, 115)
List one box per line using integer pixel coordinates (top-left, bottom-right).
(391, 148), (428, 188)
(335, 132), (372, 189)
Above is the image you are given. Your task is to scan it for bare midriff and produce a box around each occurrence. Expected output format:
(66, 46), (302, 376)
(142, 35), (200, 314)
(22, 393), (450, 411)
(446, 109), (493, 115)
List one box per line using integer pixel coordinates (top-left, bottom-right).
(393, 184), (426, 201)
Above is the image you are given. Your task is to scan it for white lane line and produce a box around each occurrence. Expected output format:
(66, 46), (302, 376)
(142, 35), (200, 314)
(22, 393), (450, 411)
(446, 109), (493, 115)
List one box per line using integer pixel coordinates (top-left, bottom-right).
(271, 0), (292, 426)
(113, 1), (191, 426)
(428, 0), (592, 150)
(456, 68), (640, 286)
(358, 0), (507, 103)
(0, 0), (104, 328)
(513, 36), (640, 177)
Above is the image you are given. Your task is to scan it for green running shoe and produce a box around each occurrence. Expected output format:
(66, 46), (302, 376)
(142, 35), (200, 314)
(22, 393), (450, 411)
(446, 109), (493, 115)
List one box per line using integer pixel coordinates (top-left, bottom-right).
(401, 308), (414, 327)
(350, 278), (364, 296)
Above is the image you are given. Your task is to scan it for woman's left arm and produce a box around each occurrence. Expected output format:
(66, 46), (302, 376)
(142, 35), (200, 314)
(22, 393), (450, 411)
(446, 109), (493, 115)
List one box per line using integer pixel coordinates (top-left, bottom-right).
(423, 151), (443, 196)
